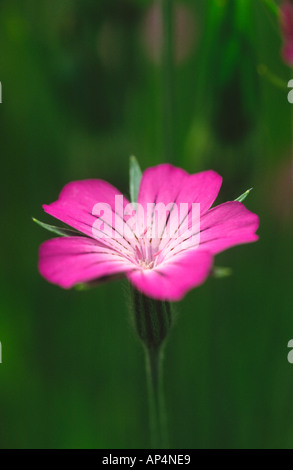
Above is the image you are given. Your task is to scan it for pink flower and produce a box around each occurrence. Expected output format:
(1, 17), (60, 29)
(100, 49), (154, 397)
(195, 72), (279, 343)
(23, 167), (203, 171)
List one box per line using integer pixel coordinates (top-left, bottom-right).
(280, 0), (293, 66)
(38, 164), (259, 301)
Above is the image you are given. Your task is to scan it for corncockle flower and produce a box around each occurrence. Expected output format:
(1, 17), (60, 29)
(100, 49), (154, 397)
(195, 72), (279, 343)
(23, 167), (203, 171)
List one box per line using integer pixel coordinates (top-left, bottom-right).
(36, 161), (259, 449)
(280, 0), (293, 66)
(38, 163), (259, 301)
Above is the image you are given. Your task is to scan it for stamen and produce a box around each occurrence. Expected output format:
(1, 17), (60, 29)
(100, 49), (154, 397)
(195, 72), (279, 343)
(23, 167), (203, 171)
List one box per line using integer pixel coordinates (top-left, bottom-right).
(153, 249), (162, 258)
(133, 226), (163, 270)
(135, 245), (142, 260)
(138, 260), (154, 269)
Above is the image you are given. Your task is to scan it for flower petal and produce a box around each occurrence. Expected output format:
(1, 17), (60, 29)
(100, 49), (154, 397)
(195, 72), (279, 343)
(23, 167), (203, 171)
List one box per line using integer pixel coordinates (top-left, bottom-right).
(127, 250), (213, 301)
(198, 201), (259, 254)
(39, 237), (134, 289)
(43, 179), (136, 256)
(136, 164), (222, 256)
(137, 164), (222, 214)
(160, 201), (258, 262)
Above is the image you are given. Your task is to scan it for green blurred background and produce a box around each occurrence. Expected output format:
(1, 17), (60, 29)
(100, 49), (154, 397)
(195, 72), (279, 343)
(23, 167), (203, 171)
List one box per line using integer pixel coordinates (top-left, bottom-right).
(1, 0), (293, 449)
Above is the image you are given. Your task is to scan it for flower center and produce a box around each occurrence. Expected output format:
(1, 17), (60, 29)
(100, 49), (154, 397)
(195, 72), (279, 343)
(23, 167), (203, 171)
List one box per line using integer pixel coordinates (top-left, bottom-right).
(134, 235), (162, 270)
(138, 259), (154, 270)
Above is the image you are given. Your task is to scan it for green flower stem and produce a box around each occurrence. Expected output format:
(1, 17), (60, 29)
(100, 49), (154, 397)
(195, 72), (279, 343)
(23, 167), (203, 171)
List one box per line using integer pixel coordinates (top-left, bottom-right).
(129, 285), (172, 448)
(161, 0), (175, 163)
(145, 345), (168, 449)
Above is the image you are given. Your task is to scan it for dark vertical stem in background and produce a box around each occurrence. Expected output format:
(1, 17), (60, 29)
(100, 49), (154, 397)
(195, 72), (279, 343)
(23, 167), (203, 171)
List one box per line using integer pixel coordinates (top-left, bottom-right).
(161, 0), (175, 163)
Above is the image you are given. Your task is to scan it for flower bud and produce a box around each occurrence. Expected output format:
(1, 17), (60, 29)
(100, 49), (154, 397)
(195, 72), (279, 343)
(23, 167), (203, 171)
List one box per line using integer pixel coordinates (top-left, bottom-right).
(130, 286), (172, 350)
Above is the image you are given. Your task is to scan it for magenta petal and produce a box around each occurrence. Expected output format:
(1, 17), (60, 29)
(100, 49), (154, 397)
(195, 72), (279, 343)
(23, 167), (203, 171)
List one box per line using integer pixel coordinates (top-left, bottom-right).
(137, 163), (222, 214)
(38, 165), (259, 297)
(39, 237), (134, 289)
(137, 164), (188, 206)
(43, 179), (136, 254)
(127, 250), (213, 301)
(176, 169), (222, 214)
(198, 201), (259, 254)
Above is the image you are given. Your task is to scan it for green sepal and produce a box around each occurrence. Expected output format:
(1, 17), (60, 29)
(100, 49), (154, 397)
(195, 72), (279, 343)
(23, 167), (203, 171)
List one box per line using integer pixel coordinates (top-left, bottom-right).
(212, 266), (232, 278)
(32, 217), (81, 237)
(129, 155), (142, 207)
(74, 283), (91, 291)
(234, 188), (253, 203)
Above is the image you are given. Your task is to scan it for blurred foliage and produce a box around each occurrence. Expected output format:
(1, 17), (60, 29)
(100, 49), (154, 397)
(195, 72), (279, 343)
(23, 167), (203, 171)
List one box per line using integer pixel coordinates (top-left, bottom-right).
(1, 0), (293, 449)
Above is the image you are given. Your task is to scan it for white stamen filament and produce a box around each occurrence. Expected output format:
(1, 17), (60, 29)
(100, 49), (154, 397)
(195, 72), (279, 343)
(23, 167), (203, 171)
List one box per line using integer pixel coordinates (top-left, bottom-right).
(134, 234), (163, 270)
